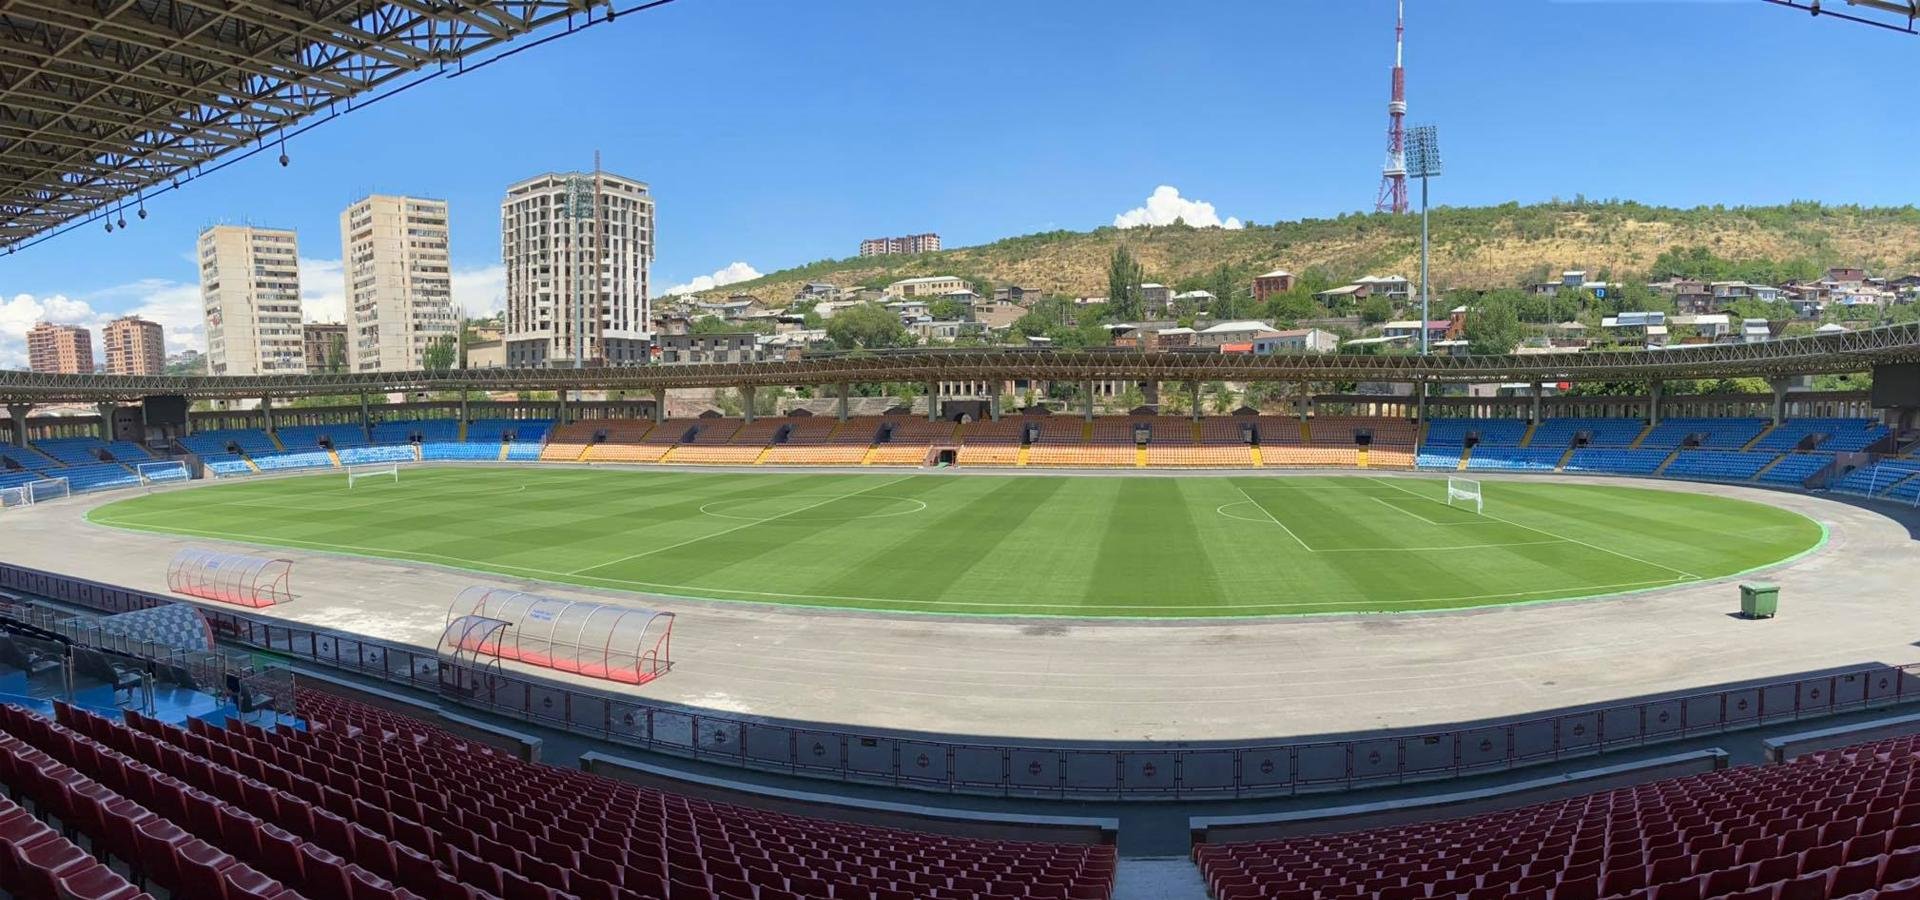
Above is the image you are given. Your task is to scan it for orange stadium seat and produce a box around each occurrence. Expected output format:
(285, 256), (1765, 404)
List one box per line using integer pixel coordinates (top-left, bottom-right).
(580, 419), (671, 462)
(725, 418), (786, 445)
(1028, 445), (1134, 467)
(1367, 448), (1418, 469)
(1262, 446), (1360, 467)
(827, 416), (888, 445)
(1147, 445), (1255, 467)
(1146, 417), (1199, 445)
(539, 420), (603, 461)
(664, 444), (765, 465)
(866, 444), (934, 465)
(1252, 416), (1308, 446)
(761, 445), (871, 465)
(1198, 416), (1256, 445)
(1310, 416), (1419, 449)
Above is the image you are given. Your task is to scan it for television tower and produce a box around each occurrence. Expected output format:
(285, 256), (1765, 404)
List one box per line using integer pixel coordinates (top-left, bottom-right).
(1374, 0), (1409, 215)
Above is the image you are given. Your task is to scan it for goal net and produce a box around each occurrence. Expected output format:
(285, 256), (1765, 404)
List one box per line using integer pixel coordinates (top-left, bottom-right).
(1, 476), (70, 510)
(346, 464), (399, 489)
(1446, 476), (1484, 514)
(137, 461), (190, 488)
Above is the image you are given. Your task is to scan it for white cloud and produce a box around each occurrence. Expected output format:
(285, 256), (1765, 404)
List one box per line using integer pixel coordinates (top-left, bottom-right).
(451, 264), (506, 316)
(298, 257), (346, 324)
(661, 261), (763, 297)
(0, 279), (210, 370)
(1113, 185), (1245, 230)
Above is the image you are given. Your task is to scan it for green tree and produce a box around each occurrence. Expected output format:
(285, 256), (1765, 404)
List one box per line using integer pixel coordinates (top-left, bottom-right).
(1208, 381), (1236, 414)
(1208, 264), (1242, 319)
(325, 333), (347, 373)
(1359, 294), (1393, 324)
(1106, 244), (1144, 320)
(421, 335), (457, 372)
(1265, 288), (1317, 326)
(1465, 295), (1524, 355)
(928, 297), (968, 321)
(826, 302), (914, 350)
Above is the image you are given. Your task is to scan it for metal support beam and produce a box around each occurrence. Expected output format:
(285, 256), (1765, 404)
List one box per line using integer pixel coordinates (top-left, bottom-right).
(95, 403), (115, 442)
(837, 383), (850, 423)
(741, 386), (756, 424)
(1190, 381), (1202, 422)
(1297, 383), (1311, 422)
(556, 390), (569, 426)
(1770, 377), (1792, 426)
(359, 393), (372, 434)
(1530, 383), (1543, 423)
(259, 396), (274, 433)
(1083, 381), (1096, 422)
(459, 392), (470, 429)
(1648, 380), (1664, 426)
(7, 404), (32, 447)
(926, 380), (939, 423)
(653, 388), (667, 424)
(989, 393), (1001, 422)
(1142, 380), (1160, 410)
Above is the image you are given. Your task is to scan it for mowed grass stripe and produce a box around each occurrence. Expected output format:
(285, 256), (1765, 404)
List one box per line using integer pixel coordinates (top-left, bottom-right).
(84, 468), (1825, 618)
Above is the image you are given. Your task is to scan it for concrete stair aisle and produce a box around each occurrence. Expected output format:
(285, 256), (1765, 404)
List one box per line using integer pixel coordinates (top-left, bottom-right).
(1740, 423), (1777, 451)
(1629, 422), (1655, 449)
(1654, 448), (1682, 475)
(1519, 421), (1539, 447)
(1112, 858), (1209, 900)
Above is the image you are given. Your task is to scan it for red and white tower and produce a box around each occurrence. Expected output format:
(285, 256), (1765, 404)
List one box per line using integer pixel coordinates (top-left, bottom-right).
(1374, 0), (1409, 215)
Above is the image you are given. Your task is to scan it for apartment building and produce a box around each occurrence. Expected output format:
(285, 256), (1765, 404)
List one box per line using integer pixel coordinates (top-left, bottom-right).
(198, 225), (306, 375)
(884, 275), (968, 298)
(101, 315), (164, 375)
(303, 322), (348, 372)
(341, 195), (457, 371)
(26, 322), (92, 374)
(859, 233), (941, 257)
(501, 170), (654, 367)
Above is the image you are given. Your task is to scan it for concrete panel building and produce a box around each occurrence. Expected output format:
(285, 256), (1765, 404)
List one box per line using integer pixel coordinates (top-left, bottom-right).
(302, 322), (348, 372)
(101, 315), (164, 375)
(198, 225), (306, 375)
(26, 322), (92, 373)
(502, 170), (654, 367)
(884, 275), (967, 299)
(860, 233), (940, 257)
(341, 195), (457, 371)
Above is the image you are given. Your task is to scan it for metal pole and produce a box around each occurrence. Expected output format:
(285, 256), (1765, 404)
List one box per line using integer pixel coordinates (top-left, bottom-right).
(1420, 174), (1431, 357)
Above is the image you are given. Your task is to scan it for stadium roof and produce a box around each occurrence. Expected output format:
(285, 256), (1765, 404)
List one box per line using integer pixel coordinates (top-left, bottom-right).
(6, 323), (1920, 403)
(0, 0), (652, 251)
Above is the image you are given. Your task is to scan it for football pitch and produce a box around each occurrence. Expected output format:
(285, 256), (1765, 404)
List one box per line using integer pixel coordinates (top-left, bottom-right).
(86, 467), (1824, 618)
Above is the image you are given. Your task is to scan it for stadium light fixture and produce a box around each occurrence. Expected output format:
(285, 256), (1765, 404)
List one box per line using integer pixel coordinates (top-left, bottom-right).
(1762, 0), (1919, 33)
(1405, 125), (1442, 356)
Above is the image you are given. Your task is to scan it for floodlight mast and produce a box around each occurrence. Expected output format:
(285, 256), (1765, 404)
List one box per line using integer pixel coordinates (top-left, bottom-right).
(1405, 125), (1443, 357)
(1762, 0), (1920, 32)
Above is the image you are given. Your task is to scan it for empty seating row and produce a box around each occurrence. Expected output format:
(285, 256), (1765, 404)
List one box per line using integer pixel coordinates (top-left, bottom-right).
(1563, 448), (1671, 476)
(1658, 450), (1780, 483)
(1757, 453), (1835, 487)
(340, 446), (417, 466)
(1831, 461), (1920, 497)
(1639, 418), (1769, 450)
(1527, 417), (1646, 449)
(275, 425), (369, 451)
(1756, 417), (1887, 453)
(251, 451), (336, 473)
(1195, 732), (1920, 900)
(1466, 448), (1565, 472)
(1424, 419), (1529, 448)
(370, 419), (460, 445)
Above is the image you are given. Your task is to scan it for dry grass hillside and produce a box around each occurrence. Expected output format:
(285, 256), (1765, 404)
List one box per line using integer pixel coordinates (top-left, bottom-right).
(695, 202), (1920, 304)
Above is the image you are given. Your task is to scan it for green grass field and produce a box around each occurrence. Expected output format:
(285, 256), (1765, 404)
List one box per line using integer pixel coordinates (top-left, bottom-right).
(86, 467), (1824, 618)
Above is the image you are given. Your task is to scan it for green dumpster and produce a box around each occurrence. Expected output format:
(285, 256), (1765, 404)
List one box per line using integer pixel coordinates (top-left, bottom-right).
(1741, 583), (1779, 619)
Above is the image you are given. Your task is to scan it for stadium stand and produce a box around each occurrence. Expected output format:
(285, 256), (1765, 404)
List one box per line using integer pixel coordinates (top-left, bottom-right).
(341, 445), (418, 465)
(1564, 448), (1671, 476)
(1662, 450), (1780, 483)
(1309, 417), (1419, 450)
(104, 441), (155, 463)
(1639, 418), (1770, 451)
(1527, 417), (1646, 449)
(1263, 447), (1360, 468)
(1757, 453), (1836, 487)
(250, 451), (335, 473)
(1466, 447), (1566, 472)
(1424, 418), (1529, 448)
(1251, 416), (1307, 446)
(370, 418), (461, 446)
(1193, 734), (1920, 900)
(1755, 418), (1881, 453)
(1416, 447), (1465, 470)
(584, 419), (685, 463)
(959, 419), (1029, 466)
(30, 437), (118, 465)
(1831, 461), (1920, 498)
(0, 689), (1117, 900)
(275, 424), (370, 451)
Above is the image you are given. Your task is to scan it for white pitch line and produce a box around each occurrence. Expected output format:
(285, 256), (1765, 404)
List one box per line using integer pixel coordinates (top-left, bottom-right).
(1368, 475), (1701, 580)
(88, 517), (1690, 613)
(566, 475), (917, 575)
(1229, 481), (1314, 551)
(1369, 495), (1492, 527)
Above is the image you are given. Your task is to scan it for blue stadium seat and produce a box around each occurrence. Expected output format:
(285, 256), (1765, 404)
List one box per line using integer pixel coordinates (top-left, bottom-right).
(1415, 449), (1464, 470)
(1527, 417), (1645, 449)
(1562, 448), (1671, 476)
(339, 445), (416, 465)
(1465, 447), (1565, 472)
(1830, 460), (1920, 497)
(54, 463), (139, 492)
(273, 424), (368, 451)
(1423, 418), (1529, 448)
(1638, 418), (1768, 450)
(468, 418), (554, 444)
(249, 450), (334, 472)
(1755, 452), (1834, 487)
(422, 442), (500, 461)
(1753, 417), (1887, 453)
(103, 440), (154, 462)
(370, 418), (460, 444)
(30, 437), (112, 465)
(1661, 450), (1778, 482)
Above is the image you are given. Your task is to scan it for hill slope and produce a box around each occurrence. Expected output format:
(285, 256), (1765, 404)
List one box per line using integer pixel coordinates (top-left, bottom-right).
(697, 202), (1920, 304)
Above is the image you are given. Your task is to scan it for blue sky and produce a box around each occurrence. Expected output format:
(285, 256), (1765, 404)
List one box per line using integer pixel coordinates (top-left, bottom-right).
(1, 0), (1912, 365)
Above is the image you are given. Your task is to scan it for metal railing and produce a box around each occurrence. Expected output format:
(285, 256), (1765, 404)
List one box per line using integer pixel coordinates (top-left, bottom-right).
(3, 560), (1915, 800)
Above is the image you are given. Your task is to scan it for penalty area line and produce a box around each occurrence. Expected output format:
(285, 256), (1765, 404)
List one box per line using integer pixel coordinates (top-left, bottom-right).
(1367, 475), (1701, 580)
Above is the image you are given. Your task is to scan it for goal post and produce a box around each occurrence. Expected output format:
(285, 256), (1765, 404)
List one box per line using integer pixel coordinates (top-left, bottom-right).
(1446, 476), (1484, 514)
(345, 464), (400, 489)
(26, 476), (69, 505)
(137, 460), (190, 488)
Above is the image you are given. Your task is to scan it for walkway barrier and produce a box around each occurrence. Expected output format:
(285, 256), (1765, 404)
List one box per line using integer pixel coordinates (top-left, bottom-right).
(4, 560), (1919, 801)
